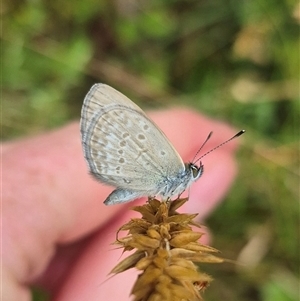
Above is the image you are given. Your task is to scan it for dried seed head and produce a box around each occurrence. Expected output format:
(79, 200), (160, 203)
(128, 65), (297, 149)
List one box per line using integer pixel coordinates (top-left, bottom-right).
(110, 198), (223, 301)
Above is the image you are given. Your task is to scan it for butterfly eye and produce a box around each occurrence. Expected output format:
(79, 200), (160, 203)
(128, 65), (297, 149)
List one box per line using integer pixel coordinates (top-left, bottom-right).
(190, 163), (203, 180)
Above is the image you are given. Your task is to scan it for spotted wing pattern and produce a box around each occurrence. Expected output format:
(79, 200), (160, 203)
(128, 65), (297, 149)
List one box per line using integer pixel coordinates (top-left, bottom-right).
(80, 84), (185, 194)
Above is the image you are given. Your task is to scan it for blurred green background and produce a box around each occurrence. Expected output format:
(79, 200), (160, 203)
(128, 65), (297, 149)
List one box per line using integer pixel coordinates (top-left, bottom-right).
(2, 0), (299, 300)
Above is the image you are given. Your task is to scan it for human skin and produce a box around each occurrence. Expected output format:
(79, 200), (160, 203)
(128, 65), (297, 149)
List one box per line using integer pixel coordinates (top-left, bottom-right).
(2, 108), (241, 301)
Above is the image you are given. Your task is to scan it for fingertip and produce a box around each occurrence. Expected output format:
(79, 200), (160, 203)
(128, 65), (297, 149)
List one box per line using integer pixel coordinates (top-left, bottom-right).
(185, 152), (238, 219)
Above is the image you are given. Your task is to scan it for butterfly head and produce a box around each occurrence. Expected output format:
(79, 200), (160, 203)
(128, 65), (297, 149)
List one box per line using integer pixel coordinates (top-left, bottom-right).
(187, 162), (204, 182)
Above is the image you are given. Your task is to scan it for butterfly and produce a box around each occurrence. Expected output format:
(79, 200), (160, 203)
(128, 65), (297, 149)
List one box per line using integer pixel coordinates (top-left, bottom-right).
(80, 84), (244, 205)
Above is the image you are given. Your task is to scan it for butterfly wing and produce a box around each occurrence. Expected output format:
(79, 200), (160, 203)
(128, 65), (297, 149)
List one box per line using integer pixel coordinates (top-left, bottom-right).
(81, 84), (147, 133)
(80, 84), (185, 193)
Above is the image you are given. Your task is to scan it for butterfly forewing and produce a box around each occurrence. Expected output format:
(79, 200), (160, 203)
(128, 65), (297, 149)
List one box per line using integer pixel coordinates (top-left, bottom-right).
(81, 84), (146, 133)
(81, 84), (185, 192)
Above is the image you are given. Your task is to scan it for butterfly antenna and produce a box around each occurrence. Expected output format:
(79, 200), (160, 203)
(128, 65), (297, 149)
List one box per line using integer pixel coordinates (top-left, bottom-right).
(193, 130), (245, 164)
(192, 131), (213, 163)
